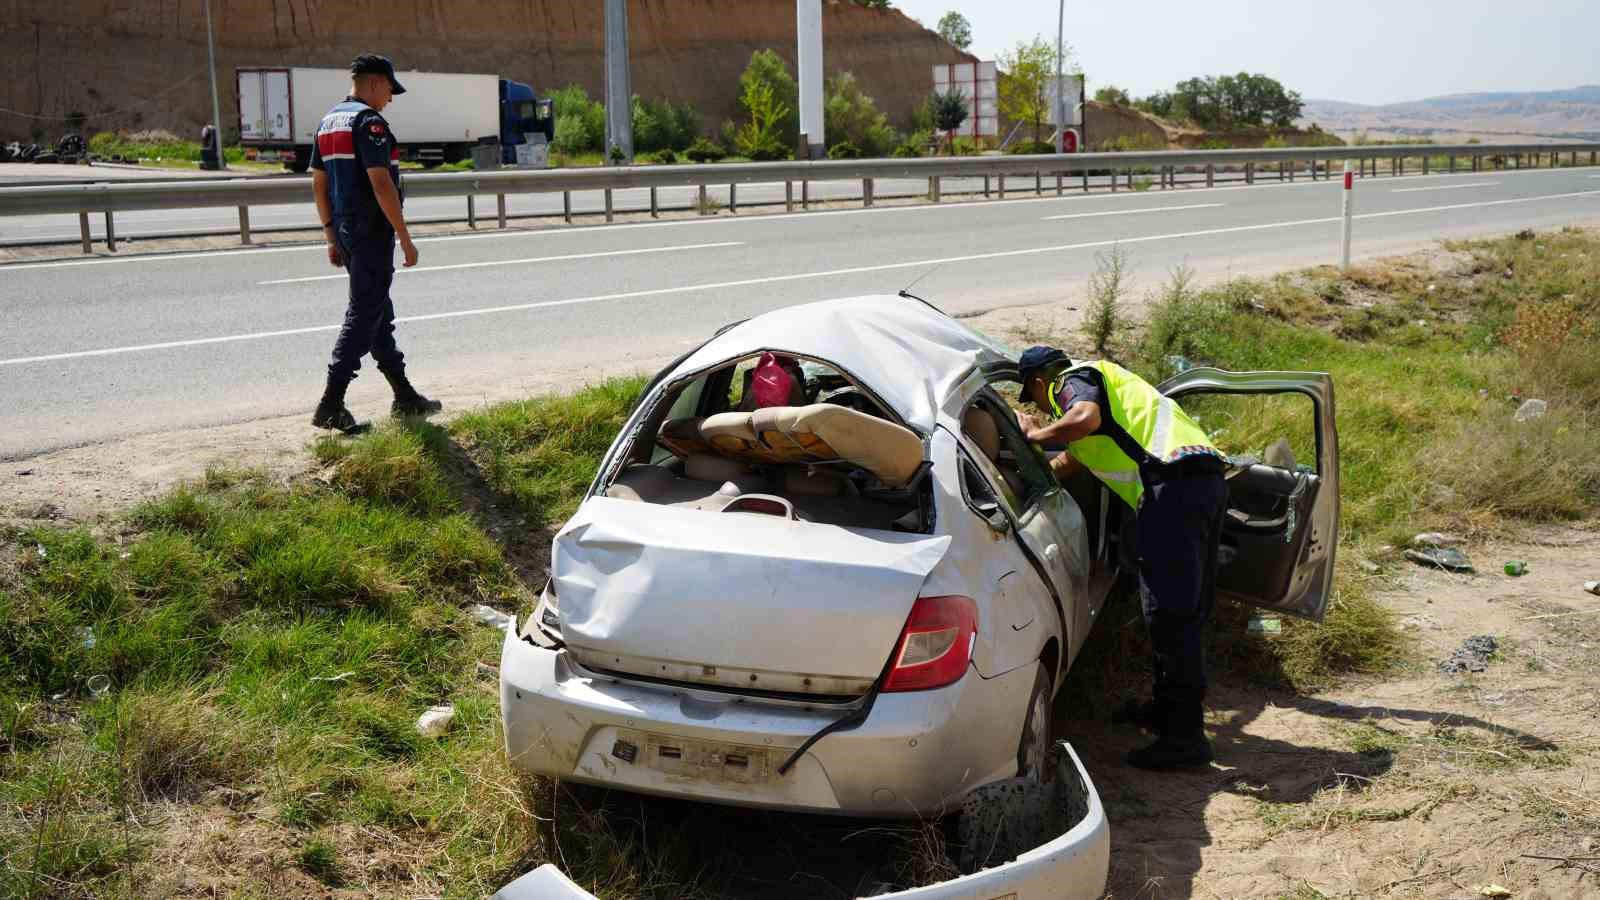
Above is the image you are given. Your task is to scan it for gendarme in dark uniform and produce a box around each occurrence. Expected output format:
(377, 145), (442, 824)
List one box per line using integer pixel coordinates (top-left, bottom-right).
(308, 54), (440, 432)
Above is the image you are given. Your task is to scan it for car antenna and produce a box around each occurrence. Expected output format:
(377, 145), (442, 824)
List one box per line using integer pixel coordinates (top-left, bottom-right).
(897, 263), (946, 312)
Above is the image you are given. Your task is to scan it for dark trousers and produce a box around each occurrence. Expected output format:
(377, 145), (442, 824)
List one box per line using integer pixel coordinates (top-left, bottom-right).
(1136, 462), (1229, 736)
(328, 218), (405, 385)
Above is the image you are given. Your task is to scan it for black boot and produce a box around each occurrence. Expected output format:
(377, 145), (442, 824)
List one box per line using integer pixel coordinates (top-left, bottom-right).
(1126, 689), (1212, 770)
(311, 375), (367, 434)
(1114, 697), (1162, 732)
(383, 369), (442, 418)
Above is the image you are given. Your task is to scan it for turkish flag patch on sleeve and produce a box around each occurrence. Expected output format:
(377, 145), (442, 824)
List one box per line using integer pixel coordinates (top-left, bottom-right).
(369, 122), (386, 136)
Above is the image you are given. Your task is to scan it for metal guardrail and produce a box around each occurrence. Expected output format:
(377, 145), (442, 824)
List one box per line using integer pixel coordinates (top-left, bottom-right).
(2, 143), (1595, 254)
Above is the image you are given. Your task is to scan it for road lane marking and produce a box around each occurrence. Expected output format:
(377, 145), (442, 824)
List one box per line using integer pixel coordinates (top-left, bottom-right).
(1043, 203), (1223, 221)
(257, 241), (744, 284)
(5, 167), (1597, 273)
(4, 187), (1596, 367)
(1391, 181), (1500, 193)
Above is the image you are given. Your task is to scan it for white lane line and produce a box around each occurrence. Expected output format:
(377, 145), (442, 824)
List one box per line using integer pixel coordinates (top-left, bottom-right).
(1043, 203), (1223, 221)
(1391, 181), (1500, 193)
(257, 241), (743, 285)
(4, 187), (1597, 368)
(5, 166), (1597, 273)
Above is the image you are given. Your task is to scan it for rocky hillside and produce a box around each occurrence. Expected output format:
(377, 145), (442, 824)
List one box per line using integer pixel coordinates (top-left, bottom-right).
(0, 0), (973, 142)
(1302, 86), (1600, 141)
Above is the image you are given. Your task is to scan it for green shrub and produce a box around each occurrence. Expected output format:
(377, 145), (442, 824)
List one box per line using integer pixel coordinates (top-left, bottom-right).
(891, 140), (923, 158)
(1081, 245), (1130, 354)
(823, 72), (896, 157)
(738, 50), (800, 142)
(631, 95), (700, 153)
(549, 85), (606, 155)
(735, 78), (792, 161)
(827, 141), (863, 159)
(652, 148), (677, 164)
(1007, 139), (1055, 155)
(951, 136), (981, 156)
(685, 138), (727, 163)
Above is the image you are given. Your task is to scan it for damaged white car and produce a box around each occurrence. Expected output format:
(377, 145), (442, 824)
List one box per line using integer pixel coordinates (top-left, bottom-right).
(500, 295), (1338, 885)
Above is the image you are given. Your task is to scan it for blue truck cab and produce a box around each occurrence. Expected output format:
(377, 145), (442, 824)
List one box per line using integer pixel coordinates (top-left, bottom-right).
(499, 79), (554, 164)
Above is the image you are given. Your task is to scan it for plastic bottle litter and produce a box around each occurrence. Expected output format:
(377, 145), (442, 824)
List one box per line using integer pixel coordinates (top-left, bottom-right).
(1504, 561), (1528, 577)
(1585, 580), (1600, 596)
(1513, 398), (1547, 422)
(1167, 355), (1197, 374)
(470, 604), (514, 630)
(416, 704), (455, 738)
(77, 626), (96, 649)
(1247, 615), (1282, 634)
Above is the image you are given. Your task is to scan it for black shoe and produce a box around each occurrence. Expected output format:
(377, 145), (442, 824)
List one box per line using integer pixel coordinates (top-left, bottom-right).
(1126, 733), (1214, 770)
(1114, 698), (1161, 731)
(311, 402), (368, 435)
(391, 394), (442, 418)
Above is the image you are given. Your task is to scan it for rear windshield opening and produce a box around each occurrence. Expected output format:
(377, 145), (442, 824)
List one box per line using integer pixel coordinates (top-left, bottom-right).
(601, 354), (934, 534)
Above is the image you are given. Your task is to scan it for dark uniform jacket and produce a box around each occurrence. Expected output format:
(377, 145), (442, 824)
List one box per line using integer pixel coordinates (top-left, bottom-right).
(309, 97), (403, 240)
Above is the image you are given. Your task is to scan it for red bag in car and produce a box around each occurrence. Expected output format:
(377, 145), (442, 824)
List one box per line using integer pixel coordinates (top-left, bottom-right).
(751, 352), (796, 408)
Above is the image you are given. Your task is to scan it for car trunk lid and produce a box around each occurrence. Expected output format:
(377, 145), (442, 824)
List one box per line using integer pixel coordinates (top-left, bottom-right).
(553, 497), (951, 697)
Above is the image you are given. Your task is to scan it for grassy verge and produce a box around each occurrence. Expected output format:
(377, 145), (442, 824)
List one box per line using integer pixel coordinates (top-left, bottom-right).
(2, 228), (1595, 895)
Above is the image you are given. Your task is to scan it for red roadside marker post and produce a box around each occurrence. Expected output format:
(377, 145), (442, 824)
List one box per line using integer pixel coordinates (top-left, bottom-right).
(1341, 161), (1354, 271)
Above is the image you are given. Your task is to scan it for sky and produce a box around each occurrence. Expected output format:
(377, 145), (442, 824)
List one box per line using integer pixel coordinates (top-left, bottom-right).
(888, 0), (1597, 106)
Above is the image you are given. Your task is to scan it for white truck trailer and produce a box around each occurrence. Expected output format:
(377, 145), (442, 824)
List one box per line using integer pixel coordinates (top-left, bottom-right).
(236, 67), (504, 172)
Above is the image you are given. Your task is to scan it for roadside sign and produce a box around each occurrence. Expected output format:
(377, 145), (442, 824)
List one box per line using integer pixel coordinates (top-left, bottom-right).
(1059, 128), (1080, 153)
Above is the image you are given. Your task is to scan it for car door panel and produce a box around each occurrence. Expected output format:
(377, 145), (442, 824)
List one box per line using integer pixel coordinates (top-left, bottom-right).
(1158, 369), (1339, 622)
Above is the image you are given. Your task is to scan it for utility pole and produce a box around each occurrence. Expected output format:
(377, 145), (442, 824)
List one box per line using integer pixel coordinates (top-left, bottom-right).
(603, 0), (633, 164)
(1054, 0), (1066, 153)
(204, 0), (226, 170)
(796, 0), (824, 159)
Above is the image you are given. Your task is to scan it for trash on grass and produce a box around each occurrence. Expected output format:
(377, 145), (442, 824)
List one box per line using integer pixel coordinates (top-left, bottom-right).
(310, 671), (355, 683)
(416, 704), (455, 738)
(470, 604), (515, 630)
(1503, 560), (1528, 577)
(77, 626), (95, 649)
(1585, 580), (1600, 596)
(86, 674), (111, 699)
(1166, 355), (1197, 374)
(1513, 398), (1547, 422)
(1439, 635), (1497, 674)
(1247, 615), (1282, 634)
(1413, 532), (1465, 548)
(1405, 547), (1474, 573)
(1476, 885), (1512, 899)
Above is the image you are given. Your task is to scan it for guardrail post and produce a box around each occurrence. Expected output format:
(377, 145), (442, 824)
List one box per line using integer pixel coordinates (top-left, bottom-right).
(1246, 162), (1254, 185)
(1422, 155), (1429, 175)
(1081, 169), (1088, 192)
(1449, 155), (1455, 174)
(930, 175), (941, 203)
(497, 194), (507, 229)
(785, 181), (793, 212)
(1055, 172), (1063, 196)
(863, 177), (874, 207)
(467, 195), (477, 229)
(1310, 157), (1317, 181)
(1514, 153), (1521, 169)
(1206, 163), (1214, 188)
(1591, 151), (1597, 166)
(650, 186), (659, 218)
(1110, 168), (1117, 192)
(998, 173), (1006, 198)
(563, 191), (572, 223)
(729, 183), (737, 213)
(1288, 160), (1295, 181)
(605, 188), (614, 222)
(1398, 156), (1404, 176)
(1126, 170), (1133, 190)
(983, 174), (991, 198)
(698, 184), (708, 215)
(1034, 170), (1042, 195)
(238, 206), (251, 244)
(1571, 151), (1578, 167)
(802, 180), (810, 210)
(104, 211), (116, 252)
(79, 212), (91, 254)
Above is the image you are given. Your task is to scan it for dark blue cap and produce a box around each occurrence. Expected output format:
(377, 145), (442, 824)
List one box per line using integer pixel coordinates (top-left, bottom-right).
(1017, 345), (1071, 387)
(350, 54), (406, 94)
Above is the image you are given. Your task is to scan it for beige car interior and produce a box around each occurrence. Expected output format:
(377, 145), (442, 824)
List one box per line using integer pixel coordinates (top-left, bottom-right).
(604, 355), (932, 532)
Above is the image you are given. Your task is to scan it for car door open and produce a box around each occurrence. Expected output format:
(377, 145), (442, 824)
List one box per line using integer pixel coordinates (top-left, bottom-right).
(1157, 369), (1340, 622)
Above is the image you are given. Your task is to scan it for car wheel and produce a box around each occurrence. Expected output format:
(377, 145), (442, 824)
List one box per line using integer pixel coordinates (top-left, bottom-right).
(1016, 662), (1053, 781)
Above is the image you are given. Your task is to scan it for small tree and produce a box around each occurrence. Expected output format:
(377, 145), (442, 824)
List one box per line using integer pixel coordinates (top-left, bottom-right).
(936, 11), (972, 50)
(738, 50), (799, 144)
(1094, 85), (1131, 107)
(999, 36), (1073, 144)
(1081, 245), (1129, 354)
(824, 72), (896, 157)
(928, 89), (969, 155)
(735, 80), (791, 161)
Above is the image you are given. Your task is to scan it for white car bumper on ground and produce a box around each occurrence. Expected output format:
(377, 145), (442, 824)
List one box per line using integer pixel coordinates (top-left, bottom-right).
(500, 622), (1032, 816)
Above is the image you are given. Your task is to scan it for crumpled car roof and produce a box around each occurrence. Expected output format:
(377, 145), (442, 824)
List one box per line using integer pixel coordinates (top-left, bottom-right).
(669, 295), (1016, 432)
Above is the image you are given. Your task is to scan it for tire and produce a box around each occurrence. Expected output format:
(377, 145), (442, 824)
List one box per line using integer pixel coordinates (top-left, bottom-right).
(286, 146), (311, 174)
(1016, 662), (1053, 780)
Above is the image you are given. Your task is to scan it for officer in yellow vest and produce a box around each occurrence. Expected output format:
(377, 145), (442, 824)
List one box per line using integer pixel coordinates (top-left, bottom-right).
(1016, 346), (1228, 770)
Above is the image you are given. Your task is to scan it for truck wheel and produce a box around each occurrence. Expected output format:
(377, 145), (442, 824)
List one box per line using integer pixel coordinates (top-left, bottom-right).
(441, 143), (467, 164)
(1016, 662), (1053, 780)
(286, 147), (311, 174)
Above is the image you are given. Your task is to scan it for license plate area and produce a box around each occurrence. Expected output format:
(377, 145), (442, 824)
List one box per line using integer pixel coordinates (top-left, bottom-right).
(612, 730), (773, 785)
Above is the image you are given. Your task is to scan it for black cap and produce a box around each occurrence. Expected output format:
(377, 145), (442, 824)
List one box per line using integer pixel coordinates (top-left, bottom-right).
(350, 54), (406, 95)
(1017, 345), (1071, 388)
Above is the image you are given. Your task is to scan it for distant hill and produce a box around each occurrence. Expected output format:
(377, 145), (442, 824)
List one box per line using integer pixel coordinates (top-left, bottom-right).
(1301, 86), (1600, 142)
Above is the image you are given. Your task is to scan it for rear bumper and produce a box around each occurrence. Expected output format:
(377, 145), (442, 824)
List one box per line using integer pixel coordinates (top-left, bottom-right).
(499, 623), (1028, 816)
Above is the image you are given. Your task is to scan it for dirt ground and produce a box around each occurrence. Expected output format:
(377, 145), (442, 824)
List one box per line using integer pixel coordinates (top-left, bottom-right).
(1075, 524), (1600, 899)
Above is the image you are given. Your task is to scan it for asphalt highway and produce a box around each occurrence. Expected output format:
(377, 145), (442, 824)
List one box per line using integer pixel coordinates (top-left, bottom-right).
(2, 165), (1596, 459)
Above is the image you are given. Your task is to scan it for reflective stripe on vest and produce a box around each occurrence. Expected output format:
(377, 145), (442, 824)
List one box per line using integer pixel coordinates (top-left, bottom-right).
(1049, 360), (1218, 508)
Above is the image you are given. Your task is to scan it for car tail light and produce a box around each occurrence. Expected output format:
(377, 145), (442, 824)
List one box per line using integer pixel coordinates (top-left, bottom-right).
(881, 595), (978, 692)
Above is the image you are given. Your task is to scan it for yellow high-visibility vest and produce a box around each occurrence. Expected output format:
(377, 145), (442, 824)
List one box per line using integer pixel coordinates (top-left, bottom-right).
(1046, 361), (1219, 508)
